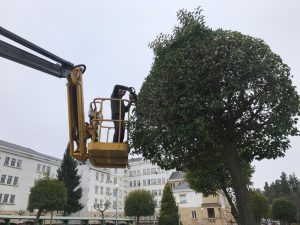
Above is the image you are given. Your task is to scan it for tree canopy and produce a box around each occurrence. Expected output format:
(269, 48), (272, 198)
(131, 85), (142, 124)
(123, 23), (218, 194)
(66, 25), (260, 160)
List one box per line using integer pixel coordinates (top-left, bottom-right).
(124, 189), (155, 224)
(57, 144), (83, 215)
(272, 198), (297, 225)
(264, 172), (300, 222)
(27, 178), (67, 225)
(250, 190), (269, 225)
(158, 184), (179, 225)
(131, 7), (300, 225)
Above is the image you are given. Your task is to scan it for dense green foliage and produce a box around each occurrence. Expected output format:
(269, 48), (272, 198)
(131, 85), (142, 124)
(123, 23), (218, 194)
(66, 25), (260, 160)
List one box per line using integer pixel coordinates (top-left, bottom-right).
(250, 190), (269, 224)
(272, 198), (297, 224)
(57, 145), (83, 215)
(124, 189), (155, 224)
(264, 172), (300, 221)
(158, 184), (179, 225)
(27, 178), (67, 225)
(131, 7), (300, 225)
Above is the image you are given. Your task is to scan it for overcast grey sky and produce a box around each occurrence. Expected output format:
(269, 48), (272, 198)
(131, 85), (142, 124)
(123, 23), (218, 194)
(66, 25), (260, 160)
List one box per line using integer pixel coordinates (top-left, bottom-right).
(1, 0), (299, 189)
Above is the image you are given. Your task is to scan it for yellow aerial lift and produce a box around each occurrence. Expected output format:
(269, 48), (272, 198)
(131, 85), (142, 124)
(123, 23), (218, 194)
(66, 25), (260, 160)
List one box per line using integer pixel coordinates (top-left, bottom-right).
(0, 27), (137, 168)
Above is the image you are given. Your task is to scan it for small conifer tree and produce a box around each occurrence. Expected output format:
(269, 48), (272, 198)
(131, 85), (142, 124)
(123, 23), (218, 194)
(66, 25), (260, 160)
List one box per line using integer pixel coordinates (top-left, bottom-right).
(158, 183), (179, 225)
(57, 144), (83, 215)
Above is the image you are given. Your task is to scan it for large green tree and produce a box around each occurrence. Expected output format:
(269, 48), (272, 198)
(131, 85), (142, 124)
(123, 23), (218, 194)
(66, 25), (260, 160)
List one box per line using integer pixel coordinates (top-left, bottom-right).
(158, 184), (179, 225)
(250, 190), (269, 225)
(27, 178), (67, 225)
(57, 144), (83, 215)
(131, 7), (300, 225)
(124, 189), (155, 224)
(272, 198), (297, 225)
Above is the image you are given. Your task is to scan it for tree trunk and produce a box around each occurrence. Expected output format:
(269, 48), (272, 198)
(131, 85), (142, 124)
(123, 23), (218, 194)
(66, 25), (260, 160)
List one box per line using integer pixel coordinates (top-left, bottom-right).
(224, 141), (255, 225)
(34, 209), (43, 225)
(101, 211), (105, 225)
(221, 187), (239, 225)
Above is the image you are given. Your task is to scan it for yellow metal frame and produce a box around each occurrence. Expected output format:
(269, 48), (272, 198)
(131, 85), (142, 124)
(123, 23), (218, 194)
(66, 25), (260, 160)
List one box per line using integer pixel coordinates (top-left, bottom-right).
(67, 75), (131, 167)
(67, 67), (88, 161)
(87, 97), (131, 167)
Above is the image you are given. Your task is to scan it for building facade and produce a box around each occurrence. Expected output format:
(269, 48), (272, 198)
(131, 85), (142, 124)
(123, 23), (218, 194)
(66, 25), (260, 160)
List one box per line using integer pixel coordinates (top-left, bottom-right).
(0, 140), (61, 214)
(170, 172), (235, 225)
(0, 140), (234, 225)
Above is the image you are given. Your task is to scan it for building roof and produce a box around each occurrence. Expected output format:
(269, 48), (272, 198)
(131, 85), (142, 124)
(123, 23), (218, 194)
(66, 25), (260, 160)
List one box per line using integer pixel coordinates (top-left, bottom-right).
(169, 171), (185, 180)
(0, 139), (61, 162)
(173, 182), (190, 190)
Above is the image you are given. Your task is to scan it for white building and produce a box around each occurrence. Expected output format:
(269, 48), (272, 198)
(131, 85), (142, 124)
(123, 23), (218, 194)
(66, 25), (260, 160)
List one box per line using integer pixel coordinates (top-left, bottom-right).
(127, 157), (175, 219)
(78, 163), (128, 217)
(0, 140), (234, 225)
(0, 140), (61, 213)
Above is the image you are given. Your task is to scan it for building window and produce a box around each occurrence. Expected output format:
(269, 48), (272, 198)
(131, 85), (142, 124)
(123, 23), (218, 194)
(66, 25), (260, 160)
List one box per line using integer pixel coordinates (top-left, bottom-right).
(129, 181), (132, 187)
(7, 176), (12, 185)
(192, 210), (197, 219)
(100, 186), (103, 195)
(106, 175), (110, 183)
(10, 195), (15, 204)
(13, 177), (19, 185)
(105, 187), (110, 196)
(95, 186), (98, 194)
(4, 157), (10, 166)
(114, 168), (117, 174)
(151, 168), (156, 174)
(0, 175), (7, 183)
(207, 208), (215, 218)
(0, 194), (2, 203)
(113, 201), (116, 209)
(158, 178), (161, 184)
(17, 159), (22, 168)
(137, 180), (140, 186)
(3, 194), (9, 203)
(114, 177), (117, 184)
(143, 169), (146, 174)
(158, 190), (162, 195)
(162, 178), (165, 184)
(151, 179), (157, 185)
(46, 166), (50, 173)
(101, 173), (104, 182)
(10, 158), (16, 167)
(42, 165), (45, 173)
(96, 172), (99, 181)
(180, 195), (187, 203)
(36, 164), (41, 172)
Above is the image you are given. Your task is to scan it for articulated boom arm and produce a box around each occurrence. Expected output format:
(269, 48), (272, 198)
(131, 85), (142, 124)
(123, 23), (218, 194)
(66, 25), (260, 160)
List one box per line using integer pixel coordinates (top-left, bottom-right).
(0, 26), (88, 160)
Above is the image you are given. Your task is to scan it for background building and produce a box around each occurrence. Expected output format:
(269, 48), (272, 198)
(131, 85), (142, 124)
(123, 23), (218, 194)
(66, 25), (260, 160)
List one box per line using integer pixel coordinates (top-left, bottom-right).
(0, 140), (234, 225)
(0, 140), (61, 214)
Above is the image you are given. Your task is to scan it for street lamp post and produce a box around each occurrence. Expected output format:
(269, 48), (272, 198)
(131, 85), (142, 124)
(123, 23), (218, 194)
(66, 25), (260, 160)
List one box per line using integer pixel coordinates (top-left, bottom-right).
(114, 184), (120, 225)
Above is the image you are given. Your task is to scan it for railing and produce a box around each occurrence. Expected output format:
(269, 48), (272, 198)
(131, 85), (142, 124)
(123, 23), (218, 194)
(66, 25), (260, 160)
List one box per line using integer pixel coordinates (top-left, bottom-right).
(88, 98), (132, 143)
(0, 215), (133, 225)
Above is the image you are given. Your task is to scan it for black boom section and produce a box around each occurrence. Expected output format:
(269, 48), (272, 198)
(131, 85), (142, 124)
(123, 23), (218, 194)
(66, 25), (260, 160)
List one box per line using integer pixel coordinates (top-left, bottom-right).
(0, 26), (74, 78)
